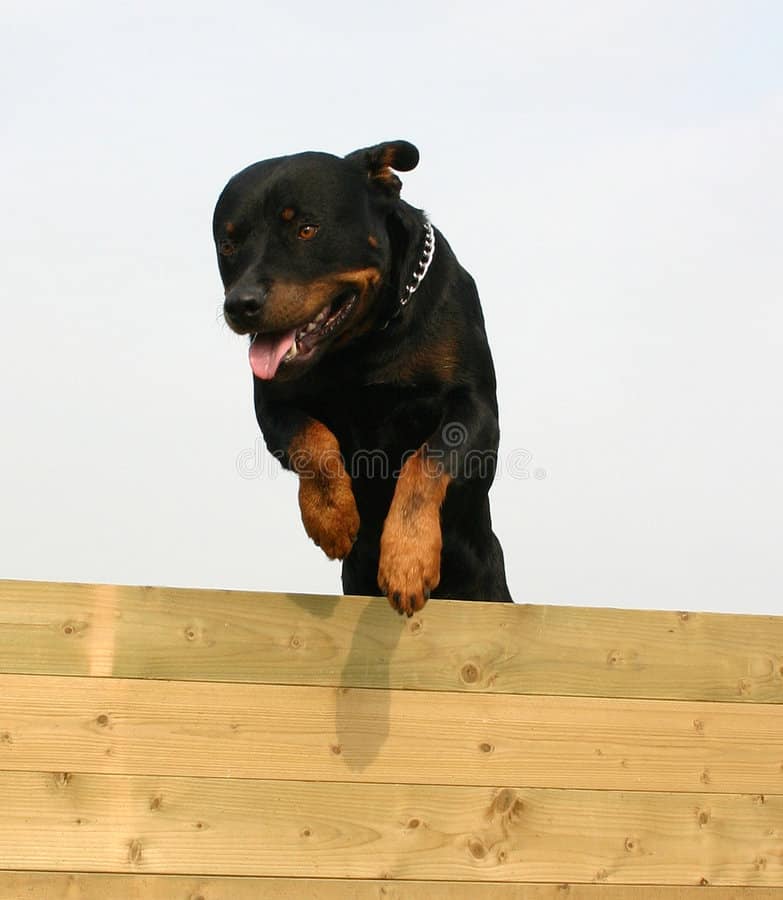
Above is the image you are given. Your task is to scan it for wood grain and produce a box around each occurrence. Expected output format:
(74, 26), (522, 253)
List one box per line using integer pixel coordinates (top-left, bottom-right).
(1, 580), (781, 701)
(1, 872), (781, 899)
(0, 772), (781, 884)
(1, 674), (782, 793)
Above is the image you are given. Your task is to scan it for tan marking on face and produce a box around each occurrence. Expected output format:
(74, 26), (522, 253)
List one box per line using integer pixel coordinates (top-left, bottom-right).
(368, 235), (379, 249)
(260, 267), (382, 334)
(281, 207), (296, 222)
(225, 222), (236, 235)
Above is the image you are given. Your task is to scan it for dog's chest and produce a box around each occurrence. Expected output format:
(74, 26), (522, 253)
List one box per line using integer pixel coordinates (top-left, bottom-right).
(310, 384), (443, 463)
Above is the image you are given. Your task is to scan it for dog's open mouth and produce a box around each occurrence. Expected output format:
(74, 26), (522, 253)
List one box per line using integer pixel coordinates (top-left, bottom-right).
(248, 290), (358, 380)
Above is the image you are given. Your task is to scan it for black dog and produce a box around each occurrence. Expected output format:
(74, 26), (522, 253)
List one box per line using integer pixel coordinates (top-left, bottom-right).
(215, 141), (511, 615)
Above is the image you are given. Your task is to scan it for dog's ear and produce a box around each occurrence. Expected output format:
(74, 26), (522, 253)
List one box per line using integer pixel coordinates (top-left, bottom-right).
(345, 140), (419, 196)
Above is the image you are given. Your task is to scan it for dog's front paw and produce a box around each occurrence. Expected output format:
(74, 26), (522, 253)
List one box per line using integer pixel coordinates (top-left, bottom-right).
(378, 511), (442, 616)
(298, 472), (360, 560)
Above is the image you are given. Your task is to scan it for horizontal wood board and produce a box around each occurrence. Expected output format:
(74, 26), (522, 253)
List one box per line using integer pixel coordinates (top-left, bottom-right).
(1, 872), (781, 899)
(0, 772), (781, 885)
(0, 673), (781, 792)
(1, 580), (781, 701)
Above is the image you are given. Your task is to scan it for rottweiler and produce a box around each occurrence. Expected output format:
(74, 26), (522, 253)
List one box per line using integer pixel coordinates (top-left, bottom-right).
(214, 140), (512, 615)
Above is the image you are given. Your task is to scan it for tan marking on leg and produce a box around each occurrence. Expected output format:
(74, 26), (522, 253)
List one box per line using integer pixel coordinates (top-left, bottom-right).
(289, 421), (359, 560)
(378, 448), (451, 616)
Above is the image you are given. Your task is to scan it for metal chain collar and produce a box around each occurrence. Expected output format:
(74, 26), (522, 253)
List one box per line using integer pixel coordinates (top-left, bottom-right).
(378, 220), (436, 330)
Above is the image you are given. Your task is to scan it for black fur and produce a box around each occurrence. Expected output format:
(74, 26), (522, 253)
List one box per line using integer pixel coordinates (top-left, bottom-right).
(214, 141), (511, 605)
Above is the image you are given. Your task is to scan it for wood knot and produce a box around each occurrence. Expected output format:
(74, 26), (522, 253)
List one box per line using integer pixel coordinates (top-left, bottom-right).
(330, 744), (342, 755)
(606, 650), (622, 665)
(754, 794), (766, 805)
(289, 635), (303, 649)
(624, 837), (638, 852)
(62, 620), (87, 636)
(0, 732), (12, 744)
(407, 818), (420, 829)
(678, 612), (690, 622)
(698, 809), (710, 826)
(409, 619), (423, 634)
(700, 768), (711, 784)
(96, 714), (110, 727)
(699, 877), (710, 886)
(493, 788), (516, 815)
(184, 626), (197, 641)
(479, 742), (494, 754)
(301, 828), (312, 838)
(461, 662), (480, 684)
(468, 838), (487, 859)
(595, 869), (609, 882)
(149, 796), (163, 811)
(54, 772), (73, 788)
(692, 718), (704, 732)
(128, 839), (143, 865)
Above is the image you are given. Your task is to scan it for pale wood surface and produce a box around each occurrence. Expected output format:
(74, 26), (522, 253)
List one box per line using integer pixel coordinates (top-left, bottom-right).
(2, 673), (782, 793)
(1, 580), (782, 702)
(0, 771), (781, 885)
(2, 579), (782, 892)
(1, 872), (781, 899)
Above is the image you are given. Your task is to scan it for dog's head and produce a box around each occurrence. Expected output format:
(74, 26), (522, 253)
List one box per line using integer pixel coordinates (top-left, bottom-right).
(214, 140), (419, 381)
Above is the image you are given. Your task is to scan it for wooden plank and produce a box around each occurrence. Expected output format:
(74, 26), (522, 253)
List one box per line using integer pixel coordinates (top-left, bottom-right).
(0, 772), (781, 884)
(2, 674), (783, 793)
(2, 872), (782, 900)
(1, 580), (782, 702)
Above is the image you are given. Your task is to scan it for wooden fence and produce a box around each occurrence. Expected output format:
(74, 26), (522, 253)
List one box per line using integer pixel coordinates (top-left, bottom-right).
(0, 579), (781, 897)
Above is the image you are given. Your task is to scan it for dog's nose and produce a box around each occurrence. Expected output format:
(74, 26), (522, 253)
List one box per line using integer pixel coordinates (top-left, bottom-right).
(224, 288), (266, 329)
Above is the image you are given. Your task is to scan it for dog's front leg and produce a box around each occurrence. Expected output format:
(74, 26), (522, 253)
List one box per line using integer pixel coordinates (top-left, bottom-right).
(255, 393), (359, 561)
(289, 419), (360, 560)
(378, 388), (499, 615)
(377, 447), (450, 616)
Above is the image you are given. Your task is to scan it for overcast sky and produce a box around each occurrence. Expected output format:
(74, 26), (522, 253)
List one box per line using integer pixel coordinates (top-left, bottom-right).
(1, 1), (781, 614)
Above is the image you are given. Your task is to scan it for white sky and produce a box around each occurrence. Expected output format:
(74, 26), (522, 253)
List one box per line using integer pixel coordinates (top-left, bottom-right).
(1, 1), (781, 614)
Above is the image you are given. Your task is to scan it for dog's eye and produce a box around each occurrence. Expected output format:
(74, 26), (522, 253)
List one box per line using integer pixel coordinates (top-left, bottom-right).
(297, 224), (319, 241)
(218, 239), (237, 257)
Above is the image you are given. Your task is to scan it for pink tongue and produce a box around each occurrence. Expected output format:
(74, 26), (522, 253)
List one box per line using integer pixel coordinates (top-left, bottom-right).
(249, 330), (296, 380)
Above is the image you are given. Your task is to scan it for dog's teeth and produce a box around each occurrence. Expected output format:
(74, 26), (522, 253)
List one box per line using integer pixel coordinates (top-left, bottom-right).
(284, 339), (298, 361)
(305, 322), (318, 333)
